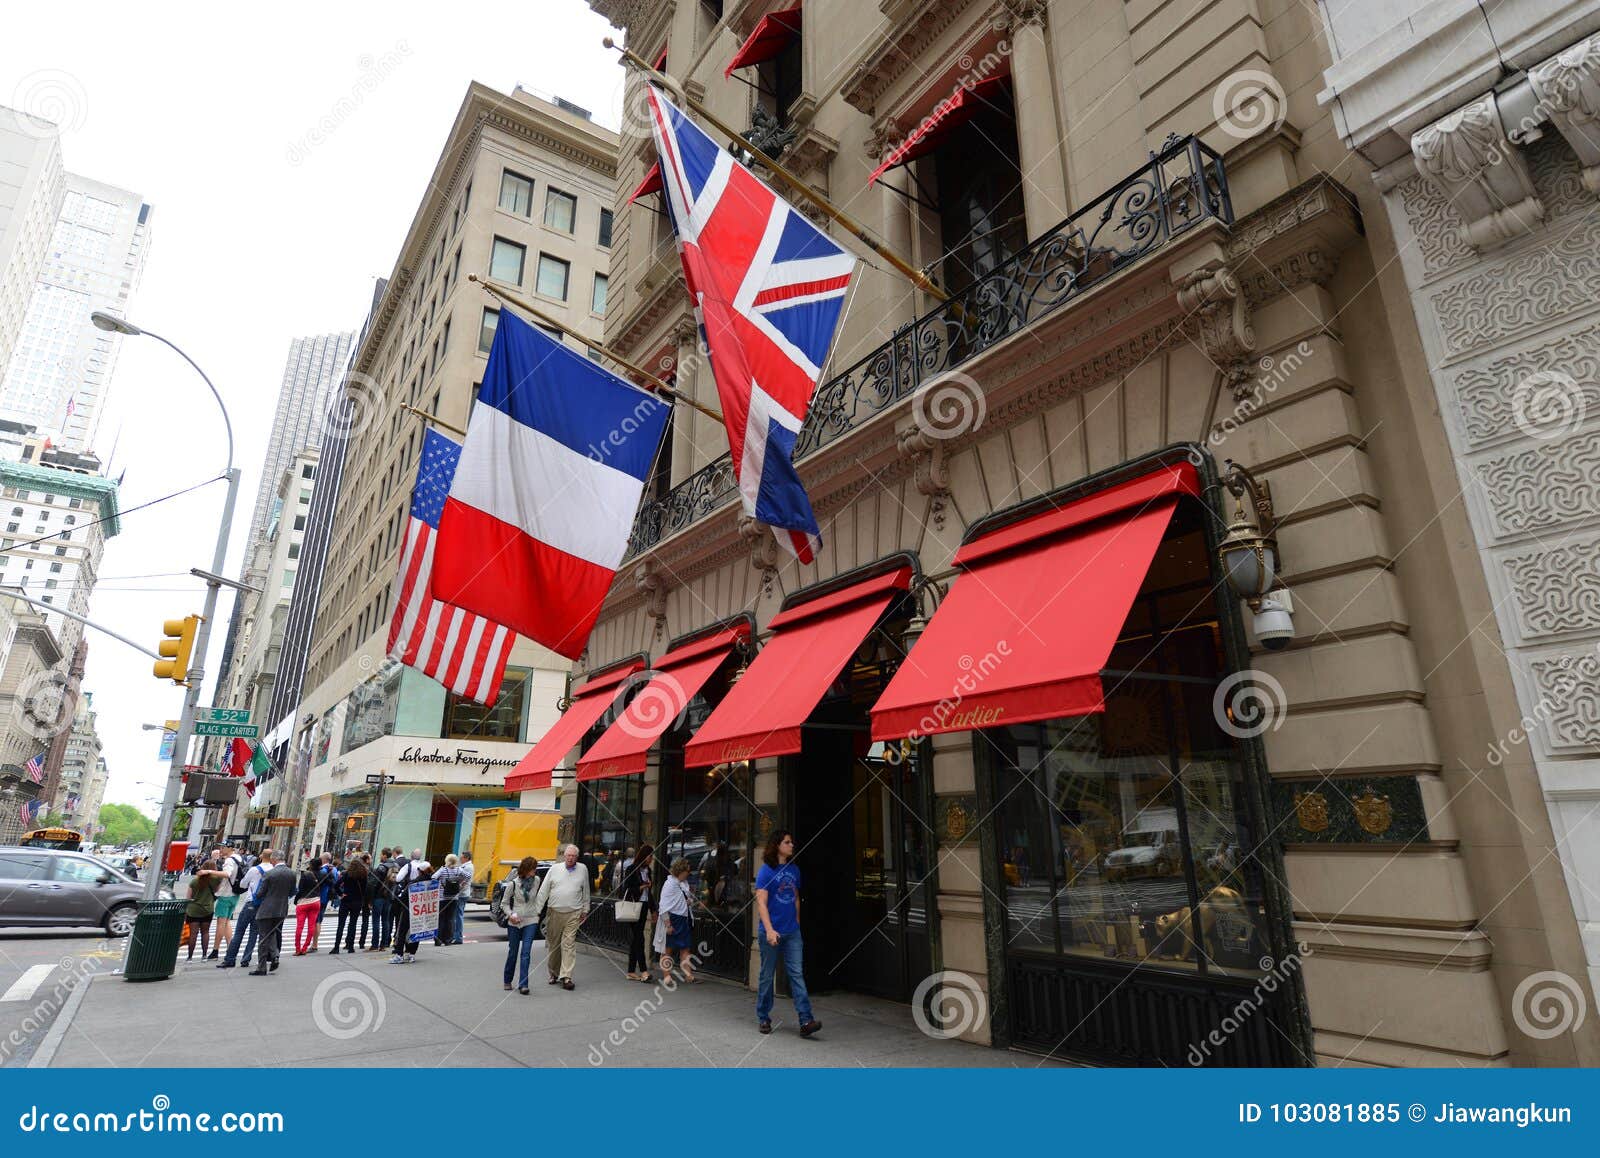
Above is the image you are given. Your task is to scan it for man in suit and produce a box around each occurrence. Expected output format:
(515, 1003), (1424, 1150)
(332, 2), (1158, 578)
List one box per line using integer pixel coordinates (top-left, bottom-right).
(249, 850), (297, 976)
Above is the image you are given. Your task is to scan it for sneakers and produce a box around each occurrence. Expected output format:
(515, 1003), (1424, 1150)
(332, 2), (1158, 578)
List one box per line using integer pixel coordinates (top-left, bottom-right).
(799, 1020), (822, 1038)
(389, 954), (406, 964)
(759, 1021), (773, 1035)
(504, 982), (513, 991)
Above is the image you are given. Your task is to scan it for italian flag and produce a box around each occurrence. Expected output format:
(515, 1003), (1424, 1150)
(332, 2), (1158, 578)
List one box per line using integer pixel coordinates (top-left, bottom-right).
(226, 737), (270, 798)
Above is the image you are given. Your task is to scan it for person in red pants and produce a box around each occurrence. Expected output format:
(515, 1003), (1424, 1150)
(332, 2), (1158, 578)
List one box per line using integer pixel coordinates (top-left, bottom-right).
(293, 861), (322, 954)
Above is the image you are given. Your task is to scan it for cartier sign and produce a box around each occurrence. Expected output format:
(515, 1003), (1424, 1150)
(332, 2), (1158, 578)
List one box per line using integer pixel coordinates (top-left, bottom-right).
(397, 745), (522, 775)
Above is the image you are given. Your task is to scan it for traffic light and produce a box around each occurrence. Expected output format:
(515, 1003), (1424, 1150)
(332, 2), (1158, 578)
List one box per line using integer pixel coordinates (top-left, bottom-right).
(153, 615), (201, 683)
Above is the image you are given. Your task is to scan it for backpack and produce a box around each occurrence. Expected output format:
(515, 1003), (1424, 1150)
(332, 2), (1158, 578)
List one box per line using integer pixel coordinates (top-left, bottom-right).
(442, 872), (461, 898)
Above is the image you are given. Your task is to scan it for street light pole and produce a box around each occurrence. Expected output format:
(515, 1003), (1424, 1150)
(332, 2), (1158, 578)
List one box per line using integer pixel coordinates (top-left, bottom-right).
(92, 311), (241, 904)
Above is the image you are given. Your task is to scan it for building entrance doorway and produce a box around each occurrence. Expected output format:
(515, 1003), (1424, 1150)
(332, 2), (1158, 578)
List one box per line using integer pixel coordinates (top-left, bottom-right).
(787, 711), (934, 1003)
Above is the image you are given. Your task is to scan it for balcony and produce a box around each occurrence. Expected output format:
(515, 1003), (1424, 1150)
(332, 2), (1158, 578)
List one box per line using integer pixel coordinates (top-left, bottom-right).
(624, 134), (1230, 560)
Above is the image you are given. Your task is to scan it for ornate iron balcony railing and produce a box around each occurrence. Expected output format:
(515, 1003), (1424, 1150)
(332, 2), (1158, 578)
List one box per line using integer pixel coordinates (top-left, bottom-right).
(624, 134), (1230, 560)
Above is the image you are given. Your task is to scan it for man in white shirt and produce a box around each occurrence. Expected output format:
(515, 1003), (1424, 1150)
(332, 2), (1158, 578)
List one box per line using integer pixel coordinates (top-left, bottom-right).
(534, 845), (591, 989)
(217, 856), (267, 969)
(389, 849), (429, 964)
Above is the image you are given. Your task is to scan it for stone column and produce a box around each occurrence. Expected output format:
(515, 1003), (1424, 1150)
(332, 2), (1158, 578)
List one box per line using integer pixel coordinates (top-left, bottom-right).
(870, 119), (918, 327)
(1005, 1), (1069, 238)
(670, 316), (705, 484)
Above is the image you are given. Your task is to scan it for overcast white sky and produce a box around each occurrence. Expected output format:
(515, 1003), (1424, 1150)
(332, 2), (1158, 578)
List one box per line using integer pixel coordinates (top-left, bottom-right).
(1, 0), (626, 815)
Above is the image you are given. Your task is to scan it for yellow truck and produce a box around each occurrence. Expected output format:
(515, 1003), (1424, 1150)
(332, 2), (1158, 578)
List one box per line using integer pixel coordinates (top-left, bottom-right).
(467, 807), (560, 903)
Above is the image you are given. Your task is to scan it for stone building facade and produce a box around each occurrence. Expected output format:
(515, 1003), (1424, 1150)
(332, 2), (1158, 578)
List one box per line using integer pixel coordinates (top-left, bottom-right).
(543, 0), (1600, 1066)
(1321, 0), (1600, 1040)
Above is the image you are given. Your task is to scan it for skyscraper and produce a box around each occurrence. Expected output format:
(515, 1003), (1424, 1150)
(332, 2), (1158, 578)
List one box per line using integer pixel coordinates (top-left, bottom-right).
(0, 173), (152, 453)
(0, 107), (65, 387)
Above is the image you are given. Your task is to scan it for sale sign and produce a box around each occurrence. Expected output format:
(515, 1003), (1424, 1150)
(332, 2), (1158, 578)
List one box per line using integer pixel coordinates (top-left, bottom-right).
(408, 879), (441, 942)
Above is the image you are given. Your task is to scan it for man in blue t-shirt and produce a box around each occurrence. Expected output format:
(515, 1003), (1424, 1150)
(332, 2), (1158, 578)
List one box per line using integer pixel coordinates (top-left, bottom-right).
(754, 830), (820, 1038)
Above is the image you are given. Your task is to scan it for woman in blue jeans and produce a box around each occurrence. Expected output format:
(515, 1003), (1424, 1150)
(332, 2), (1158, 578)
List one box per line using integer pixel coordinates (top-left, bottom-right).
(754, 830), (821, 1038)
(502, 857), (541, 994)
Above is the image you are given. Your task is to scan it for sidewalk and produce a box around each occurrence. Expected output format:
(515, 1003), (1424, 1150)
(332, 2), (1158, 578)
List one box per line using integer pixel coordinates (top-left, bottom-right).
(46, 921), (1054, 1068)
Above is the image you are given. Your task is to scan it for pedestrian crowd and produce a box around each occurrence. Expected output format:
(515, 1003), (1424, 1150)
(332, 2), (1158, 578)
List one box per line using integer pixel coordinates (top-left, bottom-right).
(176, 829), (822, 1038)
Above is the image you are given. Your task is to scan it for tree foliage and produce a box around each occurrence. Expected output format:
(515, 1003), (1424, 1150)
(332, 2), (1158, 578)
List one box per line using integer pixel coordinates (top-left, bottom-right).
(98, 803), (155, 845)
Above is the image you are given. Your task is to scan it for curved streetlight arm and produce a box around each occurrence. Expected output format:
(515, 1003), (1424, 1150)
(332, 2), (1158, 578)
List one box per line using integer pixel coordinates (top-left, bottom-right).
(138, 328), (235, 476)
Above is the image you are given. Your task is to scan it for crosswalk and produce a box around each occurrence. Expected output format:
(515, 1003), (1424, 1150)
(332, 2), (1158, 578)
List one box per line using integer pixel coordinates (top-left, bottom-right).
(1, 964), (55, 1003)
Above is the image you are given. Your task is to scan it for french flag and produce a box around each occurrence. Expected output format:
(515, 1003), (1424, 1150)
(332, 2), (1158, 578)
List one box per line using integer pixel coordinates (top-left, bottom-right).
(430, 310), (670, 660)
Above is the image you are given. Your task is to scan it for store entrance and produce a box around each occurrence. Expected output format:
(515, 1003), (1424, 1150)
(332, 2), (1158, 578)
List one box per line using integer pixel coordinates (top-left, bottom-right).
(788, 713), (934, 1002)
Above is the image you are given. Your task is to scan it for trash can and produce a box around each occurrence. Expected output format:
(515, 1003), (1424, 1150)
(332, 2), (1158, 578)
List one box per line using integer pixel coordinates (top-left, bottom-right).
(122, 899), (187, 982)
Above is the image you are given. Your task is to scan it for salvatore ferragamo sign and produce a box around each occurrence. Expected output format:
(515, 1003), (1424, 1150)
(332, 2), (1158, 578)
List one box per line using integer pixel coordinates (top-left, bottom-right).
(397, 745), (522, 775)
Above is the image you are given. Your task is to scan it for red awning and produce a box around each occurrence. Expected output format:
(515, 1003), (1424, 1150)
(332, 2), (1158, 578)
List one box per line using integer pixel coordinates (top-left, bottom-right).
(626, 163), (663, 206)
(576, 624), (750, 780)
(504, 659), (646, 791)
(684, 567), (912, 767)
(724, 5), (803, 77)
(867, 75), (1010, 186)
(870, 464), (1199, 739)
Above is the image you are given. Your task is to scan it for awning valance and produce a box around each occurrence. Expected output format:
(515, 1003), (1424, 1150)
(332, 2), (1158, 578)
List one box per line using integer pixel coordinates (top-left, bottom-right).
(576, 623), (750, 780)
(870, 463), (1199, 739)
(684, 566), (912, 767)
(504, 659), (646, 791)
(626, 163), (663, 206)
(724, 5), (803, 77)
(867, 75), (1010, 186)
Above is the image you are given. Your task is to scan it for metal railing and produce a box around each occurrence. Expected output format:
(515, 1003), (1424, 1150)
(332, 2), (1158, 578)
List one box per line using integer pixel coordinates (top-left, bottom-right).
(624, 135), (1230, 560)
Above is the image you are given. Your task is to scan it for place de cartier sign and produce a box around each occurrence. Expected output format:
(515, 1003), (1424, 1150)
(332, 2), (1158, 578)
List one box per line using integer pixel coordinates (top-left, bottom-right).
(397, 745), (522, 776)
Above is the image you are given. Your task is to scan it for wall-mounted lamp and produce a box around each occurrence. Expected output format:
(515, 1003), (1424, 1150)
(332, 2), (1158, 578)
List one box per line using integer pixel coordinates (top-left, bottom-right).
(1217, 460), (1296, 651)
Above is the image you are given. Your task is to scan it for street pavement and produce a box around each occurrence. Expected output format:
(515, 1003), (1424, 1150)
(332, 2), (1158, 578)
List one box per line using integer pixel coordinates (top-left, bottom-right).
(36, 909), (1053, 1068)
(0, 927), (124, 1067)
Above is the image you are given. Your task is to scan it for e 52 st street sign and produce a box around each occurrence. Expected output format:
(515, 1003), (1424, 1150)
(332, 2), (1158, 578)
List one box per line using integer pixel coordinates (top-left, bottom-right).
(196, 708), (251, 724)
(192, 722), (261, 738)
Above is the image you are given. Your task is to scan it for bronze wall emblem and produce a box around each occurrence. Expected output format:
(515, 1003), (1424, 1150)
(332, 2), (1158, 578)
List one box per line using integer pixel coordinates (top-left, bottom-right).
(946, 801), (970, 841)
(1293, 789), (1329, 833)
(1351, 786), (1393, 835)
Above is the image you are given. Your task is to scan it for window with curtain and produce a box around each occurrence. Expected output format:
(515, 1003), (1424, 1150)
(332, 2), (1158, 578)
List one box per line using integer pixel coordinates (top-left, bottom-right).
(543, 188), (577, 232)
(536, 253), (570, 300)
(490, 237), (526, 285)
(498, 170), (533, 216)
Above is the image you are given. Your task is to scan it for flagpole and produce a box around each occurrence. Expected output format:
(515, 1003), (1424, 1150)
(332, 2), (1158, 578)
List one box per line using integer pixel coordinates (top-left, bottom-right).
(605, 37), (947, 300)
(467, 275), (725, 425)
(399, 403), (467, 437)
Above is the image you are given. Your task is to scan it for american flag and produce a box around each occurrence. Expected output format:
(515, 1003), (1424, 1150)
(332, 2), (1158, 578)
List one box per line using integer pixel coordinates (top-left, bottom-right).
(20, 798), (44, 826)
(646, 85), (856, 563)
(388, 428), (512, 704)
(25, 751), (45, 784)
(65, 792), (80, 813)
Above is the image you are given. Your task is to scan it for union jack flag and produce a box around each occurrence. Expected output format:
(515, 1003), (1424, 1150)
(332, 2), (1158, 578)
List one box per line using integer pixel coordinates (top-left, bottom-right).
(25, 751), (45, 784)
(645, 85), (856, 563)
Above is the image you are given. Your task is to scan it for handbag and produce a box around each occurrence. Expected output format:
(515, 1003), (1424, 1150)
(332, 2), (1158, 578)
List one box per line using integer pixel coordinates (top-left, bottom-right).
(614, 899), (644, 923)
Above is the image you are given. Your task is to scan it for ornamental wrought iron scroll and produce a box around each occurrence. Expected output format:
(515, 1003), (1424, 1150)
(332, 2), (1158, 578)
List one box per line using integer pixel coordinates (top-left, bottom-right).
(624, 135), (1230, 559)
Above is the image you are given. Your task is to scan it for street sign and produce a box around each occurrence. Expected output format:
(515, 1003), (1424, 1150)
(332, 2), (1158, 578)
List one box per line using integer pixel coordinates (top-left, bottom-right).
(192, 722), (260, 738)
(266, 818), (299, 828)
(197, 707), (251, 724)
(364, 774), (396, 785)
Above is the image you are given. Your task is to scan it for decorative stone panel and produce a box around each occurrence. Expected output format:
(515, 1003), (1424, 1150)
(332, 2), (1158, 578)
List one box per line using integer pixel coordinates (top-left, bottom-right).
(1394, 174), (1473, 282)
(1501, 535), (1600, 643)
(1475, 431), (1600, 539)
(1268, 775), (1430, 844)
(1448, 318), (1600, 448)
(1526, 648), (1600, 755)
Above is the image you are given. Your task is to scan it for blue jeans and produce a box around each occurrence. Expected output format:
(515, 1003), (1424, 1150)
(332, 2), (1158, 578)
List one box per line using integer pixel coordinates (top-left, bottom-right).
(756, 931), (813, 1025)
(449, 898), (465, 944)
(504, 923), (536, 987)
(371, 897), (392, 947)
(222, 903), (258, 966)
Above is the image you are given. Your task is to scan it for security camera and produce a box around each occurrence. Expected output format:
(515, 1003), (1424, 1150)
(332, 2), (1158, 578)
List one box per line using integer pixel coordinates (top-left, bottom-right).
(1251, 589), (1295, 652)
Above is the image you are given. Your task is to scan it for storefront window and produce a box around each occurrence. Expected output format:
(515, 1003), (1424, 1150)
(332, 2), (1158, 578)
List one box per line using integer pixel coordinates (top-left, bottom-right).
(445, 666), (530, 740)
(659, 759), (753, 917)
(344, 662), (402, 751)
(576, 777), (642, 886)
(990, 512), (1269, 978)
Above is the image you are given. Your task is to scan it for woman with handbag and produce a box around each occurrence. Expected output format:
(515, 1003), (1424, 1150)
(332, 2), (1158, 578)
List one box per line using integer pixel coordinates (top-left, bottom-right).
(617, 842), (654, 981)
(653, 858), (697, 983)
(502, 857), (541, 994)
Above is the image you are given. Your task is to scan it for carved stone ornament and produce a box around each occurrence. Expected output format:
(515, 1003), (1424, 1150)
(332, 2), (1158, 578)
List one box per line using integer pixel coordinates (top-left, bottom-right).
(1176, 264), (1257, 401)
(635, 556), (670, 629)
(896, 422), (951, 529)
(1412, 93), (1545, 249)
(1528, 32), (1600, 196)
(738, 515), (781, 582)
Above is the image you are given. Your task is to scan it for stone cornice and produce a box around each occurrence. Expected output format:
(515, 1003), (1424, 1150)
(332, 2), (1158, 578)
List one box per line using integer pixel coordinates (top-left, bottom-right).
(1224, 179), (1364, 305)
(843, 0), (995, 114)
(482, 109), (618, 179)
